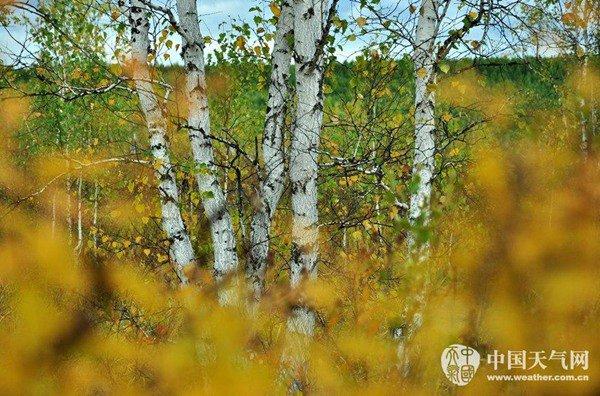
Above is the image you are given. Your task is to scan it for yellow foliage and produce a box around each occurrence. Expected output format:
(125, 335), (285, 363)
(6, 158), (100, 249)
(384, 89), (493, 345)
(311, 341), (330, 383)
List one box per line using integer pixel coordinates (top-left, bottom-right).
(437, 69), (515, 128)
(269, 2), (281, 18)
(0, 52), (599, 395)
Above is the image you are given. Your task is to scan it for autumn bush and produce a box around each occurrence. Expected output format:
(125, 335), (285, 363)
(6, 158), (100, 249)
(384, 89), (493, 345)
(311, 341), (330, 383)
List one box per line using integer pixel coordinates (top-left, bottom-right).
(1, 65), (599, 393)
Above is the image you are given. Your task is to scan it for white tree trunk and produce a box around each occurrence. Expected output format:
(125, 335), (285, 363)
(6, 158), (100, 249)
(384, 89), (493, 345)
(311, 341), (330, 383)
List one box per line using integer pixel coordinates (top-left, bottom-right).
(66, 176), (72, 244)
(580, 78), (589, 156)
(247, 0), (294, 299)
(75, 176), (83, 253)
(129, 0), (194, 283)
(407, 0), (438, 251)
(176, 0), (238, 280)
(93, 181), (99, 250)
(51, 192), (57, 238)
(579, 24), (589, 157)
(288, 0), (330, 338)
(396, 0), (439, 374)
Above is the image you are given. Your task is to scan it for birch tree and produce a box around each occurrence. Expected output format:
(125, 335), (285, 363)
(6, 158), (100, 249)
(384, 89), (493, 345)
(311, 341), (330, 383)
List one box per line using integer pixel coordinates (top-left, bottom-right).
(247, 0), (294, 299)
(406, 0), (438, 252)
(356, 0), (490, 253)
(288, 0), (334, 335)
(129, 0), (195, 283)
(175, 0), (239, 280)
(536, 0), (599, 155)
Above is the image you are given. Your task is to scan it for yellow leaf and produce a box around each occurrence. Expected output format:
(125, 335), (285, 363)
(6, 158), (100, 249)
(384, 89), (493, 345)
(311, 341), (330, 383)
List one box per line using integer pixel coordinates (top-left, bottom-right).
(439, 62), (450, 73)
(389, 206), (399, 220)
(235, 36), (246, 50)
(143, 249), (151, 256)
(135, 202), (145, 213)
(269, 2), (281, 17)
(356, 17), (367, 27)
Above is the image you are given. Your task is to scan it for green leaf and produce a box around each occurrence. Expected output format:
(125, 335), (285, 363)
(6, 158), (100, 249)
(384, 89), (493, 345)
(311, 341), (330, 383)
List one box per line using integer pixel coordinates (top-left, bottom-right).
(202, 191), (215, 200)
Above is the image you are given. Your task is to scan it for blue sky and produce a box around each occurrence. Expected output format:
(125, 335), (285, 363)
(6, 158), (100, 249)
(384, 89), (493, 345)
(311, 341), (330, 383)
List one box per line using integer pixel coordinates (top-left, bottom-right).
(0, 0), (542, 65)
(196, 0), (356, 32)
(0, 0), (369, 64)
(193, 0), (364, 59)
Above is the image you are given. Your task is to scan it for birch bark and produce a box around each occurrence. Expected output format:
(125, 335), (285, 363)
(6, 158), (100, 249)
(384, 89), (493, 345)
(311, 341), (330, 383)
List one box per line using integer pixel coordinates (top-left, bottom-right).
(578, 1), (591, 157)
(175, 0), (239, 280)
(287, 0), (330, 339)
(129, 0), (195, 283)
(66, 177), (72, 244)
(407, 0), (438, 252)
(247, 0), (294, 299)
(93, 181), (98, 250)
(75, 176), (83, 253)
(289, 0), (329, 288)
(580, 57), (589, 156)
